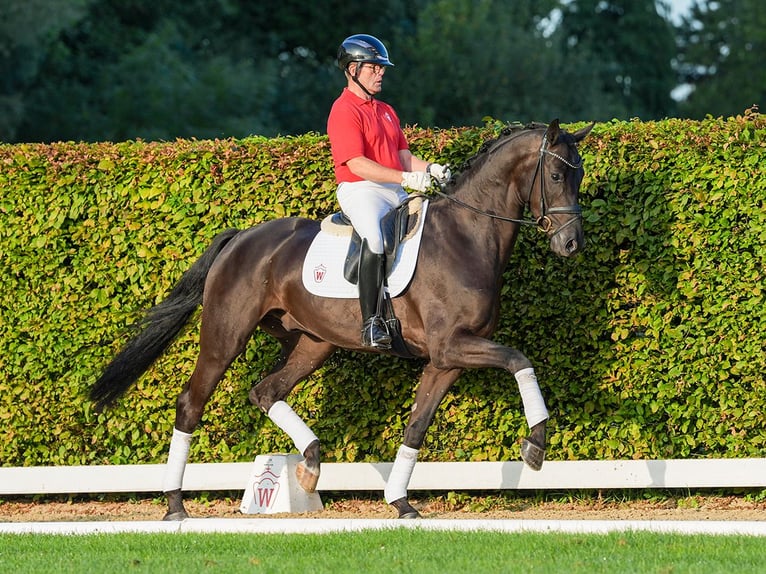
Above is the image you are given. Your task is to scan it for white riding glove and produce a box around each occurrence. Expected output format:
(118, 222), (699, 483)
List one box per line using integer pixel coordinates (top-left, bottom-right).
(427, 163), (451, 185)
(401, 171), (432, 192)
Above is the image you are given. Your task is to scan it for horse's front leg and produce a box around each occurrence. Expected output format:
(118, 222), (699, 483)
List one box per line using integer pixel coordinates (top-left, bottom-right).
(386, 364), (463, 519)
(515, 367), (548, 470)
(434, 336), (550, 471)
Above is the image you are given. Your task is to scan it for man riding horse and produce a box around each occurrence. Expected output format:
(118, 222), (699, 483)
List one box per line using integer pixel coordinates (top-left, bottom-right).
(327, 34), (451, 349)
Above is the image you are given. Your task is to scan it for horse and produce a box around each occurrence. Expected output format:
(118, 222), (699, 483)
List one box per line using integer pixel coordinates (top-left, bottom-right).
(90, 119), (594, 520)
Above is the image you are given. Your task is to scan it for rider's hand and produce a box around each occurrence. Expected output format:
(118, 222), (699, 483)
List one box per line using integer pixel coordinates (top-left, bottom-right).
(401, 171), (432, 192)
(427, 163), (451, 185)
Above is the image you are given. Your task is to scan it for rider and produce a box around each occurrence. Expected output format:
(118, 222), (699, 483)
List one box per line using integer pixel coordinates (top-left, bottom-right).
(327, 33), (450, 349)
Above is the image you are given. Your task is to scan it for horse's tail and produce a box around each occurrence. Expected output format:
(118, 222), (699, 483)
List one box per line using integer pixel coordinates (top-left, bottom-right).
(90, 229), (241, 411)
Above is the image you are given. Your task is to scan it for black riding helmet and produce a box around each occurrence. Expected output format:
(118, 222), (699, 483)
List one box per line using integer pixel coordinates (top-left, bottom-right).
(337, 34), (394, 72)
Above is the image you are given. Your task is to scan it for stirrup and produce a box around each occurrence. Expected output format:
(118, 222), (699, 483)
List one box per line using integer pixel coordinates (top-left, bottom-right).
(361, 316), (392, 349)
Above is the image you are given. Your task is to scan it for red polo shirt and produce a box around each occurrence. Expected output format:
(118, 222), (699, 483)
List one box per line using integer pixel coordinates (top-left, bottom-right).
(327, 88), (409, 183)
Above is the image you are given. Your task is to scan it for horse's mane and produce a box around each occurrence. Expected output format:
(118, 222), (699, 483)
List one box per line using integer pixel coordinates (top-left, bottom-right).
(441, 121), (549, 195)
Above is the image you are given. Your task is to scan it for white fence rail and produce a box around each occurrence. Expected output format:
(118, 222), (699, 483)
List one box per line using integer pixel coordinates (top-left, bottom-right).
(2, 459), (765, 495)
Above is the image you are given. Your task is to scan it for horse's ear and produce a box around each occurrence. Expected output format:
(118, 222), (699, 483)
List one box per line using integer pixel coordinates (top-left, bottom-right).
(572, 122), (595, 143)
(546, 119), (561, 145)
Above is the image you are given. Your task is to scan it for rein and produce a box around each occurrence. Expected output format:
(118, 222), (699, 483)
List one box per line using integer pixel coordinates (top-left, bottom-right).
(430, 126), (583, 235)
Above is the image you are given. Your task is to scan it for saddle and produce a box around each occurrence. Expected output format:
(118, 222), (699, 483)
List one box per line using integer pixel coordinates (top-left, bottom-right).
(317, 196), (425, 360)
(320, 195), (425, 284)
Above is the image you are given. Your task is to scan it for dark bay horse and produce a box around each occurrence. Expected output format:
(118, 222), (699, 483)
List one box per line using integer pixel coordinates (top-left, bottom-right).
(90, 119), (593, 520)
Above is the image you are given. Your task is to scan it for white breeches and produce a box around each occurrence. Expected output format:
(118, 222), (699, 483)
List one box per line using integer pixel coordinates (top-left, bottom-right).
(337, 181), (408, 253)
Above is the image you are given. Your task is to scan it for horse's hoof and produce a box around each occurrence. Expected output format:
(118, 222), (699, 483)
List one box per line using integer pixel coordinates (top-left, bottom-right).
(163, 489), (188, 521)
(296, 460), (319, 493)
(390, 497), (421, 519)
(521, 438), (545, 471)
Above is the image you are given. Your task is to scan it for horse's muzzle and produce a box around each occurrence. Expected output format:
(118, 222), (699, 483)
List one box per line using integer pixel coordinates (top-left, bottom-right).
(549, 221), (585, 257)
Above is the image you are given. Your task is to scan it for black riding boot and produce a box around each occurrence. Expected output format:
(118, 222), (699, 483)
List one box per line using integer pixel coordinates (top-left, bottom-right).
(358, 240), (391, 349)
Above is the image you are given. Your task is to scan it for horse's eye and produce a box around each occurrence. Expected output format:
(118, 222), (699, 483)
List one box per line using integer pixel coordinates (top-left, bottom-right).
(551, 172), (562, 182)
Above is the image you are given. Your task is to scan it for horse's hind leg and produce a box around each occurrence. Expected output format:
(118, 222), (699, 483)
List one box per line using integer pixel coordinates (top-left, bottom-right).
(163, 356), (241, 521)
(162, 303), (260, 520)
(248, 329), (336, 493)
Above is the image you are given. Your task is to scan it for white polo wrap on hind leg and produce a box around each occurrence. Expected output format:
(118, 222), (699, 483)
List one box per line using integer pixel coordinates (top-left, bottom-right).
(267, 400), (319, 455)
(384, 444), (419, 503)
(515, 367), (549, 428)
(162, 427), (193, 493)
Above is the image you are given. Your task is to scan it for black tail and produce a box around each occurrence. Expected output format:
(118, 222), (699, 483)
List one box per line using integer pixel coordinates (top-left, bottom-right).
(90, 229), (240, 410)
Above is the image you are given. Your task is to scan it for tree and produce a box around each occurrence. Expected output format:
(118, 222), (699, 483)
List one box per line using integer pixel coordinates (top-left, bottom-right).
(8, 0), (743, 142)
(675, 0), (765, 118)
(16, 0), (287, 141)
(389, 0), (559, 127)
(553, 0), (677, 120)
(10, 0), (410, 141)
(20, 21), (284, 141)
(0, 0), (92, 141)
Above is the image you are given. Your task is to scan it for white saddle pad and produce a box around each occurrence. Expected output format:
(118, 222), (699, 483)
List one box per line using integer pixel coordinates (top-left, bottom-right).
(302, 200), (429, 299)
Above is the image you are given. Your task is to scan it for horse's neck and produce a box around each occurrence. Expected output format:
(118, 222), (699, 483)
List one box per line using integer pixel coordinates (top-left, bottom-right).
(433, 130), (536, 267)
(433, 181), (523, 269)
(459, 164), (525, 236)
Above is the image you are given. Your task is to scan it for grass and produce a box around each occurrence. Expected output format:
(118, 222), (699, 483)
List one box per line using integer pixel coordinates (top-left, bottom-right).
(1, 529), (764, 573)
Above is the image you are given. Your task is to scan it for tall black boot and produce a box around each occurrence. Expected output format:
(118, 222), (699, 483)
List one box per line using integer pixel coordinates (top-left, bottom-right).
(358, 239), (391, 349)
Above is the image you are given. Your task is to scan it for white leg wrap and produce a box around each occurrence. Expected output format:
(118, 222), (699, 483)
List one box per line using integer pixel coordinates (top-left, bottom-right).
(267, 400), (319, 455)
(384, 445), (419, 504)
(162, 428), (193, 493)
(515, 367), (549, 428)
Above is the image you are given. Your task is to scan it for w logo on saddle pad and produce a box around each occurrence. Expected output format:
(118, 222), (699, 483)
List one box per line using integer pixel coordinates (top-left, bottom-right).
(302, 198), (429, 299)
(313, 264), (327, 283)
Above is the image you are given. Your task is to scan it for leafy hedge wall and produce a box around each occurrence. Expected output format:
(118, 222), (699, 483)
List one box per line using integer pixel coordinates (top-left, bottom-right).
(1, 111), (763, 469)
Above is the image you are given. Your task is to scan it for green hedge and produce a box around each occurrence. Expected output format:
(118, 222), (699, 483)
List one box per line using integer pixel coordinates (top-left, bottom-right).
(1, 112), (763, 468)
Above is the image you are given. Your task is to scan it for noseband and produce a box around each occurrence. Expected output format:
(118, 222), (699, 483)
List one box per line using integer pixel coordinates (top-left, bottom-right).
(431, 126), (583, 236)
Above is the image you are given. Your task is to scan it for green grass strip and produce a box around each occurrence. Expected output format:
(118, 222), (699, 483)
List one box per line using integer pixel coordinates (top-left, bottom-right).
(1, 530), (763, 573)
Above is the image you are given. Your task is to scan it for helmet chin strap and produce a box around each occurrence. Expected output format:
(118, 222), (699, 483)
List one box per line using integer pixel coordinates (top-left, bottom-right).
(349, 64), (375, 98)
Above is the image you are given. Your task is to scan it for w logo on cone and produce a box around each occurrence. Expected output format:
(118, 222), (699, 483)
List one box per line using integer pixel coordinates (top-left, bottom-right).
(240, 454), (323, 514)
(253, 469), (280, 510)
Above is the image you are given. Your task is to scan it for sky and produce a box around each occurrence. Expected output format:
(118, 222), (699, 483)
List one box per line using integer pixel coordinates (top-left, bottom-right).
(667, 0), (694, 23)
(666, 0), (696, 100)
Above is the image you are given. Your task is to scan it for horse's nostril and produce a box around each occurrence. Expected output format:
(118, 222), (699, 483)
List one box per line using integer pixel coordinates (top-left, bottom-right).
(566, 239), (578, 253)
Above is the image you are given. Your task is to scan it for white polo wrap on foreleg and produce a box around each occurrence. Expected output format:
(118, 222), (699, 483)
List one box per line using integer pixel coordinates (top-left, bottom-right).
(267, 400), (319, 455)
(384, 444), (419, 503)
(162, 427), (193, 493)
(515, 367), (549, 428)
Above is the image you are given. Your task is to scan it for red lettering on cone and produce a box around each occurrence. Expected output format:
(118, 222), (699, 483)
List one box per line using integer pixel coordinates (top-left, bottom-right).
(257, 486), (276, 507)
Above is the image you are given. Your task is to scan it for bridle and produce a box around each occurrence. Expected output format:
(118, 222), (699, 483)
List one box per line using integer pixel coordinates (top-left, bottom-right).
(430, 126), (583, 237)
